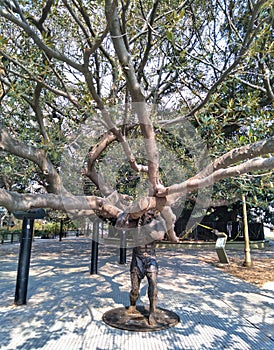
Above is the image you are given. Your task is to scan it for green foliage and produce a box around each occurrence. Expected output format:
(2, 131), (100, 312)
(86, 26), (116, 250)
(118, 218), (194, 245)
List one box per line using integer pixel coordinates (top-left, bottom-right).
(0, 0), (273, 212)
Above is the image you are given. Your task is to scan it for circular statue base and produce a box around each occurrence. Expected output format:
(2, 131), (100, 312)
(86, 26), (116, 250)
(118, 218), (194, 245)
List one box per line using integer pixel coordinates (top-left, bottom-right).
(102, 305), (180, 332)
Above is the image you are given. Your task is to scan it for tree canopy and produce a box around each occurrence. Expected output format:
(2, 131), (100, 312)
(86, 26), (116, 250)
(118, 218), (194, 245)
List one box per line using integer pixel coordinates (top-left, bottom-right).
(0, 0), (273, 237)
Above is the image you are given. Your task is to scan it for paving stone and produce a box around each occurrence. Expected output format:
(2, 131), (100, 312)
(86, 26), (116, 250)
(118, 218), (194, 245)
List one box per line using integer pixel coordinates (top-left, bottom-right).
(0, 238), (273, 350)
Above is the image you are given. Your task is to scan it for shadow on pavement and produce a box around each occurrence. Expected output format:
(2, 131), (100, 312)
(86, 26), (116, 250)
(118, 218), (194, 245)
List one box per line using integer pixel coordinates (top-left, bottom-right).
(0, 238), (273, 350)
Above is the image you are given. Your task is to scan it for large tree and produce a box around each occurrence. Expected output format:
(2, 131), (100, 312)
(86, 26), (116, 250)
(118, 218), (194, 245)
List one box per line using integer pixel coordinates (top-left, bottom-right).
(0, 0), (273, 238)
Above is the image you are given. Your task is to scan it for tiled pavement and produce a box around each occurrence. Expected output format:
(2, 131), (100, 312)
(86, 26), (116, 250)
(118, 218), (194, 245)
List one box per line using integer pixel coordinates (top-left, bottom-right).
(0, 238), (273, 350)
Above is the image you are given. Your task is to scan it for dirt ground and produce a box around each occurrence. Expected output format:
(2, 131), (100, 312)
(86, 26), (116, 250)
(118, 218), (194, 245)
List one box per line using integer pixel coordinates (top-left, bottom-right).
(200, 246), (274, 288)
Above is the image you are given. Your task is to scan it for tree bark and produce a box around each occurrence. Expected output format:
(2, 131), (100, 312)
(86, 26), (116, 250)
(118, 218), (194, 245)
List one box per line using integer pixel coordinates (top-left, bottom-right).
(0, 127), (64, 194)
(105, 0), (161, 193)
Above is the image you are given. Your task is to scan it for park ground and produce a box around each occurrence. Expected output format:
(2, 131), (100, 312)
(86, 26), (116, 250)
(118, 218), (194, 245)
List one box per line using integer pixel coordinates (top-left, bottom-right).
(201, 246), (274, 288)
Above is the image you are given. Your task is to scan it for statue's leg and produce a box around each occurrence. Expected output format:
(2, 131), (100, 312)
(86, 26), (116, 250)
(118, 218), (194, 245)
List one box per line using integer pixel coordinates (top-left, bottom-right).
(128, 270), (141, 314)
(147, 272), (158, 325)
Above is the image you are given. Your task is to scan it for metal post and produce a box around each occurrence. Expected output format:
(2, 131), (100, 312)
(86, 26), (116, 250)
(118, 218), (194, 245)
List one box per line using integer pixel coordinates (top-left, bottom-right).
(242, 193), (252, 267)
(90, 220), (99, 274)
(59, 218), (63, 241)
(119, 230), (126, 264)
(14, 218), (34, 305)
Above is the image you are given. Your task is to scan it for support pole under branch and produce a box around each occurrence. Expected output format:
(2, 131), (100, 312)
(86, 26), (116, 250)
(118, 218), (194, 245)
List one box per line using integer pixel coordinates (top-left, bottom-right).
(14, 218), (34, 306)
(13, 209), (46, 306)
(119, 230), (126, 264)
(90, 220), (99, 275)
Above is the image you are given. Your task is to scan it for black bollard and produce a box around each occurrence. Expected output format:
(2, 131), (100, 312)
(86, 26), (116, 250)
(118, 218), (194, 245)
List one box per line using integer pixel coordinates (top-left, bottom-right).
(119, 230), (126, 264)
(14, 218), (34, 305)
(59, 218), (63, 242)
(13, 209), (45, 306)
(90, 220), (99, 274)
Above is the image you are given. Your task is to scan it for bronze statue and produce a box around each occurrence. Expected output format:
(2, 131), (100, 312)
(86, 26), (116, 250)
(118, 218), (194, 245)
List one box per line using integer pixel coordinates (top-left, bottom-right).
(126, 211), (178, 325)
(127, 240), (158, 325)
(103, 210), (180, 330)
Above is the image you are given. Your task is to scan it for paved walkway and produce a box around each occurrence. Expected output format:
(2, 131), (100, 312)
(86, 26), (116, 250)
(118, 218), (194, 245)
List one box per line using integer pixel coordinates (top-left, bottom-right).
(0, 238), (273, 350)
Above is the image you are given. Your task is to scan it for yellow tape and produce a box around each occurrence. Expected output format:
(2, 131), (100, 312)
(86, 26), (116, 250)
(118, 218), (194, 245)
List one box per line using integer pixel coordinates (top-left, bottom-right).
(197, 223), (214, 231)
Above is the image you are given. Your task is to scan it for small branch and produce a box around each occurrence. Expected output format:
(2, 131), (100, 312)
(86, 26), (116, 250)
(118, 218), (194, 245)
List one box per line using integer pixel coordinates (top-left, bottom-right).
(33, 83), (50, 143)
(137, 0), (160, 80)
(38, 0), (54, 28)
(260, 61), (274, 102)
(62, 0), (92, 47)
(161, 0), (269, 126)
(0, 52), (80, 106)
(236, 76), (266, 92)
(0, 7), (83, 72)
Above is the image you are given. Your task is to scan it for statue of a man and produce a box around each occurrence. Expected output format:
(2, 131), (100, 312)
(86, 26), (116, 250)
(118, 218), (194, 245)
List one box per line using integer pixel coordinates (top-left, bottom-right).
(126, 211), (178, 325)
(116, 209), (178, 326)
(128, 240), (159, 325)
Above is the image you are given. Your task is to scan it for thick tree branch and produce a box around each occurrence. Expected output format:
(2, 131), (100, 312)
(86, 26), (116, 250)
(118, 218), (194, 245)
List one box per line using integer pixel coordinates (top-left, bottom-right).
(2, 154), (272, 221)
(199, 136), (274, 178)
(83, 131), (117, 196)
(82, 49), (148, 175)
(0, 188), (121, 218)
(100, 114), (148, 173)
(163, 157), (274, 202)
(105, 0), (161, 192)
(84, 126), (148, 200)
(0, 127), (63, 194)
(155, 137), (274, 198)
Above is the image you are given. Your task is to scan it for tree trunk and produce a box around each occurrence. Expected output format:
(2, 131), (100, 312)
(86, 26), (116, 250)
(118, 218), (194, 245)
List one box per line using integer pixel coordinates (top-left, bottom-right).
(242, 194), (252, 267)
